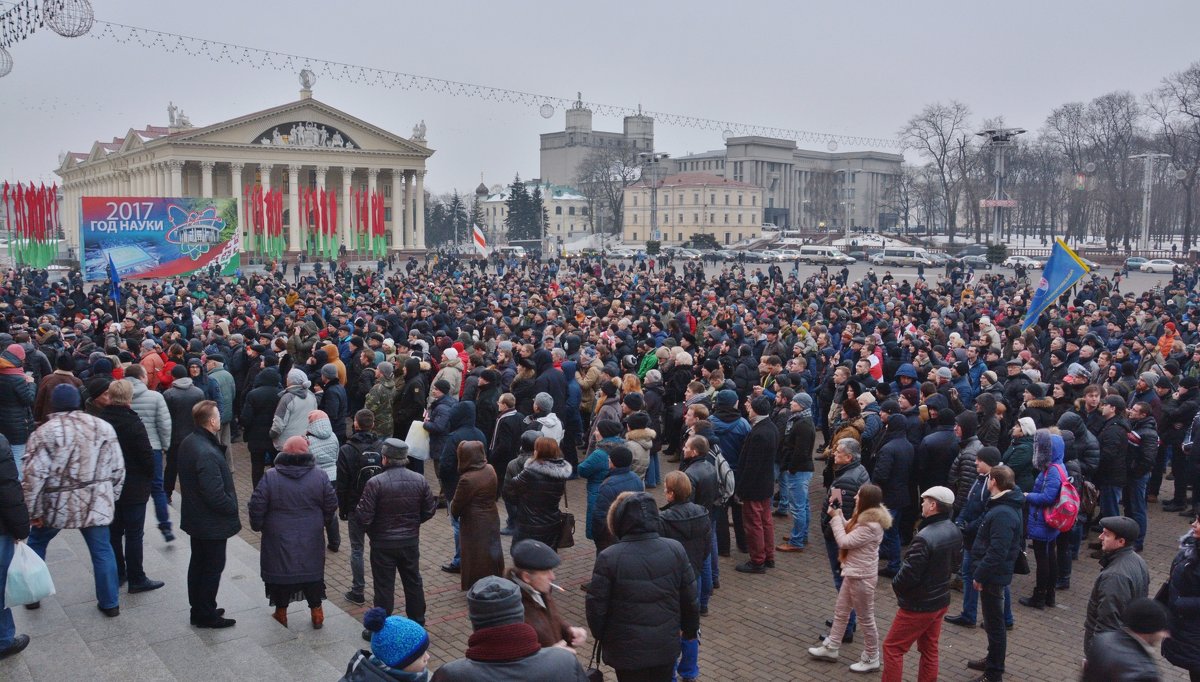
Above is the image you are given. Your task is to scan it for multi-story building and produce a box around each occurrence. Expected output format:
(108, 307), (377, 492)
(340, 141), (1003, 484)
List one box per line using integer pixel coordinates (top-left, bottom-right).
(539, 95), (654, 186)
(479, 179), (591, 245)
(622, 172), (763, 245)
(671, 136), (903, 231)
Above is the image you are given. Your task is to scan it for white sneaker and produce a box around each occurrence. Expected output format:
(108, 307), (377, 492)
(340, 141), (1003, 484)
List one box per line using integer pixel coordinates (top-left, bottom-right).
(849, 655), (881, 673)
(807, 642), (840, 661)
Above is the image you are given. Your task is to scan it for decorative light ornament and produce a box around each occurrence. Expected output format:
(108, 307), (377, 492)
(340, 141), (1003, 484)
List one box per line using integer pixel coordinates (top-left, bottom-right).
(43, 0), (93, 38)
(539, 103), (554, 119)
(0, 46), (12, 77)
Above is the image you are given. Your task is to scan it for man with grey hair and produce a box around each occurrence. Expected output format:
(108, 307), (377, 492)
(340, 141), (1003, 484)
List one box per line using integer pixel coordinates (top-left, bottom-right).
(527, 392), (564, 442)
(355, 437), (437, 635)
(820, 436), (870, 641)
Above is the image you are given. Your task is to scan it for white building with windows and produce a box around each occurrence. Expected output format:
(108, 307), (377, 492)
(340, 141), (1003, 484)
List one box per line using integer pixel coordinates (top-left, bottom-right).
(480, 180), (591, 244)
(622, 172), (763, 245)
(55, 83), (434, 255)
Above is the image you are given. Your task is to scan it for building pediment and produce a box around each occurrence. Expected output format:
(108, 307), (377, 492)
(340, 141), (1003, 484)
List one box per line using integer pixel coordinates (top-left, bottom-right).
(164, 98), (433, 157)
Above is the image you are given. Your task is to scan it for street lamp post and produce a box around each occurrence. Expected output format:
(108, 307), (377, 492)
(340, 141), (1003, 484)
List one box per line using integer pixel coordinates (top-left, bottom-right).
(1129, 153), (1171, 249)
(834, 168), (863, 247)
(639, 152), (670, 243)
(976, 127), (1026, 244)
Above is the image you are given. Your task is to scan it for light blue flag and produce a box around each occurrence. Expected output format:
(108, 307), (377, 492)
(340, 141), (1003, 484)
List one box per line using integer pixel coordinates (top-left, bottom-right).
(107, 255), (122, 307)
(1020, 239), (1090, 332)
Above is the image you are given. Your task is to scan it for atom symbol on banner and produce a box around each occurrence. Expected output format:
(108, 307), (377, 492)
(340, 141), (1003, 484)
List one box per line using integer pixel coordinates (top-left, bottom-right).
(164, 204), (225, 260)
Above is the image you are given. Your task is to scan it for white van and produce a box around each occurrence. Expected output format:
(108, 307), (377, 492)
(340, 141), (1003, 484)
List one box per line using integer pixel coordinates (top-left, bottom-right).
(871, 247), (933, 267)
(798, 245), (855, 265)
(496, 246), (527, 259)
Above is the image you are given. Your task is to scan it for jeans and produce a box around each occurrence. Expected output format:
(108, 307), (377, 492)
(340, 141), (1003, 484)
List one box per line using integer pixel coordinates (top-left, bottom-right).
(742, 499), (775, 566)
(110, 503), (148, 584)
(881, 507), (902, 572)
(673, 636), (699, 681)
(188, 538), (227, 623)
(824, 534), (856, 634)
(778, 471), (811, 547)
(0, 535), (15, 649)
(348, 517), (366, 595)
(27, 524), (119, 610)
(150, 450), (171, 531)
(646, 451), (660, 488)
(959, 552), (1012, 625)
(1123, 472), (1149, 549)
(981, 582), (1007, 677)
(449, 515), (461, 567)
(370, 539), (425, 623)
(881, 606), (946, 682)
(1100, 484), (1123, 520)
(10, 443), (23, 481)
(706, 512), (720, 586)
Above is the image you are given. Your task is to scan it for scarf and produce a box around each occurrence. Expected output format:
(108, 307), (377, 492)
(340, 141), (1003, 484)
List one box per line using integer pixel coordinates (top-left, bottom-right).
(463, 623), (541, 663)
(0, 344), (25, 376)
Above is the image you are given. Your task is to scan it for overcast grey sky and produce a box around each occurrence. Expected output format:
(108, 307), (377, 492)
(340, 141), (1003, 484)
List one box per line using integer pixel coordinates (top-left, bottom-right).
(3, 0), (1199, 194)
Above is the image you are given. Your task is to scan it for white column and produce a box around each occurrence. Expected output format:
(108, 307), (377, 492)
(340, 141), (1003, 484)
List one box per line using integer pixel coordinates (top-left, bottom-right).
(342, 167), (354, 251)
(168, 160), (183, 196)
(404, 171), (414, 248)
(287, 164), (301, 252)
(391, 169), (404, 250)
(414, 170), (426, 249)
(200, 161), (215, 198)
(366, 168), (379, 252)
(159, 164), (169, 196)
(230, 163), (245, 238)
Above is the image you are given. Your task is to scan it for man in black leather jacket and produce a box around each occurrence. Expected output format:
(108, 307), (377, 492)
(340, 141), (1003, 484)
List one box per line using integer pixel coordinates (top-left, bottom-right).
(882, 485), (962, 682)
(355, 438), (436, 635)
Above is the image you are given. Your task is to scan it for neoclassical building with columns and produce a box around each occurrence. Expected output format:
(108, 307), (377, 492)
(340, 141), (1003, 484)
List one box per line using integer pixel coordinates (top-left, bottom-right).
(55, 86), (433, 256)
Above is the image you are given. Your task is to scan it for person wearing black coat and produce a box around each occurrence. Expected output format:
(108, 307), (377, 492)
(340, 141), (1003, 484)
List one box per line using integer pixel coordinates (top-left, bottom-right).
(436, 401), (486, 573)
(1083, 611), (1170, 682)
(98, 381), (165, 593)
(531, 349), (567, 423)
(969, 466), (1026, 681)
(1059, 410), (1101, 481)
(1096, 396), (1131, 521)
(241, 367), (282, 490)
(883, 487), (962, 678)
(1162, 518), (1200, 680)
(591, 446), (646, 552)
(392, 357), (426, 440)
(503, 437), (573, 549)
(735, 398), (780, 574)
(915, 399), (958, 492)
(873, 414), (915, 575)
(334, 415), (384, 604)
(0, 433), (31, 658)
(586, 492), (700, 679)
(316, 364), (349, 445)
(176, 401), (241, 628)
(473, 372), (501, 448)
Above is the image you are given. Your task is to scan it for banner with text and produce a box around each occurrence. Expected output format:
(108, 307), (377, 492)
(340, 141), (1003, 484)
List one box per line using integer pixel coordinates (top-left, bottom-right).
(81, 197), (240, 280)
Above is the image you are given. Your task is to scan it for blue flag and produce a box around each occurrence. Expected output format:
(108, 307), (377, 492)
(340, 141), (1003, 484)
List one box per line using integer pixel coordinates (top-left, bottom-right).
(1021, 239), (1090, 332)
(107, 255), (122, 307)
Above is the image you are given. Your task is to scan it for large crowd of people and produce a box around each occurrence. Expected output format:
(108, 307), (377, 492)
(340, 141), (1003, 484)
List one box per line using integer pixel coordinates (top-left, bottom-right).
(1, 250), (1200, 680)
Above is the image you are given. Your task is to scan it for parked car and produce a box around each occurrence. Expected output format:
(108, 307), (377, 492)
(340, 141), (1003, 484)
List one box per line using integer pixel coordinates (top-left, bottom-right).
(961, 254), (992, 269)
(774, 249), (802, 263)
(1003, 255), (1044, 268)
(1124, 256), (1149, 270)
(744, 250), (774, 263)
(1141, 258), (1180, 273)
(955, 243), (991, 257)
(847, 250), (868, 261)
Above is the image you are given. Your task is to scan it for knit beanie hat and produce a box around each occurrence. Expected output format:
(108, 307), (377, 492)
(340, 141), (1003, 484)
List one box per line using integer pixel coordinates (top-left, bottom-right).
(51, 383), (80, 411)
(622, 392), (645, 411)
(609, 445), (634, 468)
(320, 364), (339, 380)
(977, 446), (1002, 467)
(362, 607), (430, 669)
(1018, 416), (1037, 437)
(466, 576), (525, 631)
(377, 361), (394, 378)
(715, 389), (738, 406)
(792, 392), (813, 410)
(433, 379), (452, 394)
(596, 419), (623, 438)
(281, 436), (309, 454)
(1123, 598), (1170, 634)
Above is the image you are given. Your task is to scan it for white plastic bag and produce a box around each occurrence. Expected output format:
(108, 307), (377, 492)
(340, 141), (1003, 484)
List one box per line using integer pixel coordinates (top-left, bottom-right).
(5, 541), (55, 608)
(406, 422), (431, 461)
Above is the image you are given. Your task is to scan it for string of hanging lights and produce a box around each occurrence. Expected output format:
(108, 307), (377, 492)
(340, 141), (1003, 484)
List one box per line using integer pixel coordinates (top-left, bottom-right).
(0, 0), (92, 77)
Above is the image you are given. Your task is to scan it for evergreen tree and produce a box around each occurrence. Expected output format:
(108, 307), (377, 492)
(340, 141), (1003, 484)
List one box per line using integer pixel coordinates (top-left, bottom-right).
(447, 191), (469, 246)
(505, 175), (537, 241)
(424, 196), (453, 246)
(529, 184), (547, 244)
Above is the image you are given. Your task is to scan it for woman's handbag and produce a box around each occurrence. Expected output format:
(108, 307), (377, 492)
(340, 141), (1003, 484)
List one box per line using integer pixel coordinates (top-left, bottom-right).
(585, 642), (603, 682)
(1013, 548), (1031, 575)
(558, 487), (576, 549)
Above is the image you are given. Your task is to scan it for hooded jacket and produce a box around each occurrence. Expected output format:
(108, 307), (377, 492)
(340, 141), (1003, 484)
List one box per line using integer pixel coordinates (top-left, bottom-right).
(971, 488), (1026, 586)
(241, 368), (282, 451)
(364, 374), (396, 438)
(975, 393), (1002, 448)
(915, 415), (958, 491)
(1162, 536), (1200, 670)
(830, 505), (891, 578)
(307, 416), (341, 480)
(709, 405), (751, 469)
(586, 493), (700, 671)
(950, 429), (984, 513)
(1096, 414), (1131, 487)
(248, 451), (337, 584)
(735, 416), (779, 502)
(1058, 411), (1100, 480)
(659, 499), (711, 582)
(531, 350), (568, 421)
(437, 401), (486, 499)
(503, 456), (572, 547)
(271, 384), (319, 450)
(1025, 432), (1065, 542)
(449, 442), (504, 591)
(624, 424), (656, 479)
(431, 353), (463, 404)
(591, 464), (645, 550)
(872, 415), (915, 511)
(1002, 433), (1036, 494)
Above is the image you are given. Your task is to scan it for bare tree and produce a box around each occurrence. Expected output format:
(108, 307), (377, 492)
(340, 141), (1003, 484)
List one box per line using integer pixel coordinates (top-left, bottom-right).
(899, 101), (973, 240)
(1148, 62), (1200, 248)
(575, 145), (641, 235)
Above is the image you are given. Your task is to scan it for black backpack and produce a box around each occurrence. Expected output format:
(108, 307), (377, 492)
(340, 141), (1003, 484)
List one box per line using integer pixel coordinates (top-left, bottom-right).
(353, 450), (384, 497)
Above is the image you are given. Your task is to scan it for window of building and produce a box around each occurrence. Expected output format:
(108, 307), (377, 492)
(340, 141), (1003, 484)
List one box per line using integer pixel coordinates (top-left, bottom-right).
(633, 232), (638, 240)
(568, 206), (575, 215)
(710, 194), (715, 204)
(752, 196), (757, 206)
(582, 207), (589, 215)
(724, 232), (731, 244)
(385, 207), (392, 221)
(632, 195), (638, 207)
(693, 213), (699, 223)
(737, 195), (743, 206)
(633, 214), (638, 224)
(663, 194), (669, 206)
(709, 213), (714, 223)
(677, 193), (683, 204)
(677, 232), (682, 241)
(738, 214), (743, 224)
(664, 213), (670, 223)
(383, 184), (391, 198)
(693, 193), (699, 204)
(555, 206), (562, 215)
(724, 194), (729, 206)
(738, 232), (743, 241)
(678, 213), (683, 223)
(751, 214), (756, 223)
(768, 198), (774, 208)
(724, 213), (729, 224)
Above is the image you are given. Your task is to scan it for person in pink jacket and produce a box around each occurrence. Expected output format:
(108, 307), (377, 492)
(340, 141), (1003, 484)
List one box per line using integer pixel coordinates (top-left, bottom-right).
(809, 483), (892, 673)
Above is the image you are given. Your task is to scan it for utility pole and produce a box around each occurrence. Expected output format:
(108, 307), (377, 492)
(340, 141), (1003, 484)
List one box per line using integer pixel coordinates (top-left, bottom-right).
(1129, 153), (1171, 249)
(639, 152), (670, 243)
(976, 128), (1025, 244)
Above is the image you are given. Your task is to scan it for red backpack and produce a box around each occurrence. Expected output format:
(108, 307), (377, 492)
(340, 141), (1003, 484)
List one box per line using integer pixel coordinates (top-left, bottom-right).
(1042, 463), (1080, 532)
